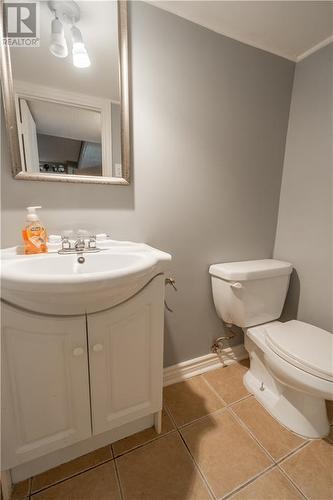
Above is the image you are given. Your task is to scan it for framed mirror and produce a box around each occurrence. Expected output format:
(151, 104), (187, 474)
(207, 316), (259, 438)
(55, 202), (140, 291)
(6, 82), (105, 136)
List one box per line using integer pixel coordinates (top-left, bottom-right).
(1, 0), (130, 185)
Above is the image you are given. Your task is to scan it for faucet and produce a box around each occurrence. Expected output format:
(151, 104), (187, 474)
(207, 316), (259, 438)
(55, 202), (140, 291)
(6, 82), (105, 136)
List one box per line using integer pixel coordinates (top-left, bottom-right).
(58, 233), (100, 254)
(74, 237), (86, 252)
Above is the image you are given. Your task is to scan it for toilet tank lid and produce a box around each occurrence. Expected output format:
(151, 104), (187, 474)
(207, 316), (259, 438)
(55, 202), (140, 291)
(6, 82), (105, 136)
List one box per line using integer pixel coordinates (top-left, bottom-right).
(209, 259), (293, 281)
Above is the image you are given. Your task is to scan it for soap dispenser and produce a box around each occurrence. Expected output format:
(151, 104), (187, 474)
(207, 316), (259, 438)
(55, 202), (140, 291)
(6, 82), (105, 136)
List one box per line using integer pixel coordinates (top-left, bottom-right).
(22, 206), (48, 254)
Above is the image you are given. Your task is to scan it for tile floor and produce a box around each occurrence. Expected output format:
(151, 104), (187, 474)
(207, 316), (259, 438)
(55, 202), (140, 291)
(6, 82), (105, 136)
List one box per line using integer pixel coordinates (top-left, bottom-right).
(11, 359), (333, 500)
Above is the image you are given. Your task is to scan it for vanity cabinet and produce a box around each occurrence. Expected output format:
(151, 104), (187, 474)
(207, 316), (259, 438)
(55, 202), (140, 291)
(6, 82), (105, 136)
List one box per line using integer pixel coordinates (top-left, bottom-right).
(88, 278), (164, 435)
(1, 305), (91, 467)
(1, 276), (165, 469)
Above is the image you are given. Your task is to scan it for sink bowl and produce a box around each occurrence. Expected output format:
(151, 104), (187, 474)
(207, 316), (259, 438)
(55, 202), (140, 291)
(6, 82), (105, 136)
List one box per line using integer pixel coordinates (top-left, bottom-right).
(1, 241), (171, 315)
(9, 252), (152, 278)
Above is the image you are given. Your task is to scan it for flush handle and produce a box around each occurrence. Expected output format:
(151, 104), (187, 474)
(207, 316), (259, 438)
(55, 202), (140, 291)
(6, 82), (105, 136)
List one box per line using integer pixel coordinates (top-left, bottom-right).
(230, 282), (242, 289)
(92, 344), (104, 353)
(73, 347), (84, 357)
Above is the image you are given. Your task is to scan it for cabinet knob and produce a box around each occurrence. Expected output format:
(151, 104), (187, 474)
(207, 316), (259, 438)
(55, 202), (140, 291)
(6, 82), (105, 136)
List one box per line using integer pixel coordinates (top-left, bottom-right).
(73, 347), (84, 357)
(92, 344), (104, 352)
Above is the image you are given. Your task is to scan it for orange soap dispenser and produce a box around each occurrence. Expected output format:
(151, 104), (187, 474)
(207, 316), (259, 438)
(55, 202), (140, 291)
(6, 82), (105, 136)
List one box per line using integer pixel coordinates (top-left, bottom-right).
(22, 206), (48, 254)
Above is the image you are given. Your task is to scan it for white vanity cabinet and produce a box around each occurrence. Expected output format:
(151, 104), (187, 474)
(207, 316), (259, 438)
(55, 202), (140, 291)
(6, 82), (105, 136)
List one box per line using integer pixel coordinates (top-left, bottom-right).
(1, 303), (91, 467)
(88, 276), (164, 435)
(1, 276), (165, 470)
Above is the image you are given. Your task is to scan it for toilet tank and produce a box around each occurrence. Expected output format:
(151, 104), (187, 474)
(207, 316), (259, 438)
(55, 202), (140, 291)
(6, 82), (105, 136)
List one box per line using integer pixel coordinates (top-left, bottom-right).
(209, 259), (293, 328)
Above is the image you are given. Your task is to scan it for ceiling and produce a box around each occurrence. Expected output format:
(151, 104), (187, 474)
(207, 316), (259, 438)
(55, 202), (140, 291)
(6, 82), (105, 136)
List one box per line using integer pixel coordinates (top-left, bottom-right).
(147, 1), (333, 61)
(11, 1), (120, 101)
(27, 99), (101, 142)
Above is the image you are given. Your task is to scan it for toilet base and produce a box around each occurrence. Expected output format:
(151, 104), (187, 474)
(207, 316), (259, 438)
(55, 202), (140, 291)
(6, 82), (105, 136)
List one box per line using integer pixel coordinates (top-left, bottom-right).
(243, 370), (329, 439)
(244, 334), (330, 439)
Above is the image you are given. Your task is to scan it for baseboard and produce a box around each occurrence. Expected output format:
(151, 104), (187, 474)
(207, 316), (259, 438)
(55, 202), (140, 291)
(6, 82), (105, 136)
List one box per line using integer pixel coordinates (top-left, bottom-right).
(163, 344), (248, 387)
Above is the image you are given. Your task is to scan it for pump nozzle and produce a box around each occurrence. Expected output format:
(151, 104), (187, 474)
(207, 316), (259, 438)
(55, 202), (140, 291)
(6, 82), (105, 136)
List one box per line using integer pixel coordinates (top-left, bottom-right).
(26, 206), (42, 222)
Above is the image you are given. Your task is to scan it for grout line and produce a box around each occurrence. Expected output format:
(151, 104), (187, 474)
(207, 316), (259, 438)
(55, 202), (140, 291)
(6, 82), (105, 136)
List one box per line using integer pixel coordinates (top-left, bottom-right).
(113, 457), (125, 500)
(276, 439), (311, 464)
(112, 429), (177, 459)
(176, 407), (275, 500)
(227, 406), (276, 463)
(29, 457), (114, 496)
(220, 463), (276, 500)
(164, 365), (253, 433)
(277, 463), (308, 499)
(176, 398), (255, 433)
(164, 377), (255, 436)
(227, 404), (311, 468)
(162, 401), (178, 430)
(200, 375), (229, 406)
(176, 429), (217, 500)
(227, 393), (253, 407)
(179, 407), (226, 431)
(201, 370), (253, 409)
(276, 440), (313, 467)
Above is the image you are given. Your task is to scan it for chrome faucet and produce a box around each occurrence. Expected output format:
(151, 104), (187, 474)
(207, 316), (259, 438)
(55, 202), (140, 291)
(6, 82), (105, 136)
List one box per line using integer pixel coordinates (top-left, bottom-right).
(58, 234), (101, 254)
(74, 237), (86, 252)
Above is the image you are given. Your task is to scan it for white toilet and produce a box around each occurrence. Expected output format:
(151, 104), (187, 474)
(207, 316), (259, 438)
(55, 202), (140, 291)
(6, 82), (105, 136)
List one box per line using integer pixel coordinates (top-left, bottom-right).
(209, 259), (333, 439)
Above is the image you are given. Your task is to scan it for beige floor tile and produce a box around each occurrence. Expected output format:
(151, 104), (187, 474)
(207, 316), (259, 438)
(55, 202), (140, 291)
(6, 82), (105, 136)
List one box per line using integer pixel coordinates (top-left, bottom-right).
(112, 408), (175, 456)
(163, 375), (224, 426)
(181, 409), (273, 498)
(230, 468), (303, 499)
(280, 439), (333, 500)
(232, 397), (306, 460)
(116, 432), (211, 500)
(31, 446), (112, 493)
(203, 360), (250, 404)
(10, 479), (30, 499)
(31, 462), (121, 500)
(326, 400), (333, 424)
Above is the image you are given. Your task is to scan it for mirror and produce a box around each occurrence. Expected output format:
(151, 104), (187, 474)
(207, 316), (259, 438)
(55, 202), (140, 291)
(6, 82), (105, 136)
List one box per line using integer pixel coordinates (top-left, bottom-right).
(1, 0), (130, 184)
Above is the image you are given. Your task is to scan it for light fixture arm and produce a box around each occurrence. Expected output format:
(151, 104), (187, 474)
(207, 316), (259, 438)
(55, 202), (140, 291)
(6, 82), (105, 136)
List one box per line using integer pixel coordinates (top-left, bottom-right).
(70, 24), (84, 45)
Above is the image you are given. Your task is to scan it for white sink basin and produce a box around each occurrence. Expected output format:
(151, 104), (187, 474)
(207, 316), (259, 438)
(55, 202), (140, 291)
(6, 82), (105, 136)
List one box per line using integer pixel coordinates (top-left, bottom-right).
(9, 252), (151, 278)
(1, 241), (171, 315)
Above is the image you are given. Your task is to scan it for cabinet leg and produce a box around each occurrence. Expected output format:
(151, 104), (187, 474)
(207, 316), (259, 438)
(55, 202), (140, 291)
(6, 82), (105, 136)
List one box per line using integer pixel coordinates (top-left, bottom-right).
(154, 410), (162, 434)
(1, 470), (13, 500)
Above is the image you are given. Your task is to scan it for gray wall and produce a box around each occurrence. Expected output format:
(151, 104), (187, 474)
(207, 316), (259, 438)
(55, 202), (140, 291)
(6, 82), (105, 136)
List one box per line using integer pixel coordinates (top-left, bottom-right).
(274, 43), (333, 332)
(1, 2), (295, 366)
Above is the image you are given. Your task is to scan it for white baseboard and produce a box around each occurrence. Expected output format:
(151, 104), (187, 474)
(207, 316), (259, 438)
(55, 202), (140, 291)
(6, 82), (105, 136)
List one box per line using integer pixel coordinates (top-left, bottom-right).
(163, 344), (248, 387)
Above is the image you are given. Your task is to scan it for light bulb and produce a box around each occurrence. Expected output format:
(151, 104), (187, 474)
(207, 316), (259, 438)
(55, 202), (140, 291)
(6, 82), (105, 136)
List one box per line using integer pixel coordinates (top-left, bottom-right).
(71, 25), (91, 68)
(72, 42), (91, 68)
(49, 17), (68, 58)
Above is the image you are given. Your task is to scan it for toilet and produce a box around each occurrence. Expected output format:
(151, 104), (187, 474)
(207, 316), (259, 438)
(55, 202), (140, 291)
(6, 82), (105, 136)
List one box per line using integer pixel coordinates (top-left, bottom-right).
(209, 259), (333, 439)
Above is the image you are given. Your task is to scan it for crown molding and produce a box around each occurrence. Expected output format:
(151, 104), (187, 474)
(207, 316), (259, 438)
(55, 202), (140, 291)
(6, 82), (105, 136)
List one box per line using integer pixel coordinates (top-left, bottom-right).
(296, 35), (333, 62)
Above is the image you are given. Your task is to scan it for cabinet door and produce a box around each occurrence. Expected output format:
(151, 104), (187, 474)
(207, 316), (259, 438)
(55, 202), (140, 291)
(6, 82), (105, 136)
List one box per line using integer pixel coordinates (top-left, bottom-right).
(88, 276), (164, 435)
(1, 303), (91, 468)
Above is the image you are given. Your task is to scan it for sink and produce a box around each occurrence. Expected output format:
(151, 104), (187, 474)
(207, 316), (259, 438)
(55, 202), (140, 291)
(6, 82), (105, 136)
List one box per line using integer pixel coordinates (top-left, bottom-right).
(1, 241), (171, 315)
(8, 252), (153, 278)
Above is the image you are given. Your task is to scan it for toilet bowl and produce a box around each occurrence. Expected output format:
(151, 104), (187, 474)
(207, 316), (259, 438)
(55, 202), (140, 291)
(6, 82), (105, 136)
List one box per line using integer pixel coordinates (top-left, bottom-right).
(209, 259), (333, 439)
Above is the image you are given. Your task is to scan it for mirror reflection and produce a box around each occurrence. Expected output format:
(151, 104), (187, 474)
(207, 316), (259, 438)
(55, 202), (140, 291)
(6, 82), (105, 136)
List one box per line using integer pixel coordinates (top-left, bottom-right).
(10, 0), (124, 182)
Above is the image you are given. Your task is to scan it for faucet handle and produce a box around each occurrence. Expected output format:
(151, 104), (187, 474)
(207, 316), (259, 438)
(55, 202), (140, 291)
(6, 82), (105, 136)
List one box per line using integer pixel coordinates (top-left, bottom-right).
(88, 235), (97, 249)
(61, 235), (71, 250)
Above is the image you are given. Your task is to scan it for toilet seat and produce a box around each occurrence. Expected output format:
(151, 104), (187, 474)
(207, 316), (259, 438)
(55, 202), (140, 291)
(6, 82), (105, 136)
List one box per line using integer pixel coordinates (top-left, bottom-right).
(264, 320), (333, 382)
